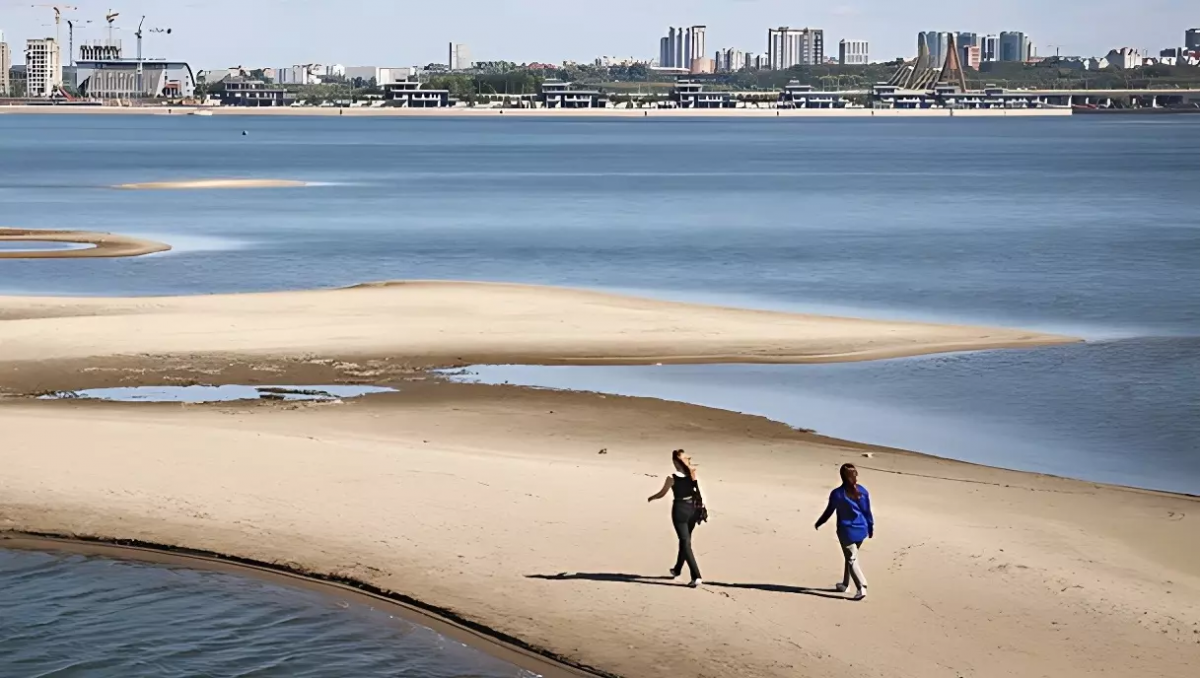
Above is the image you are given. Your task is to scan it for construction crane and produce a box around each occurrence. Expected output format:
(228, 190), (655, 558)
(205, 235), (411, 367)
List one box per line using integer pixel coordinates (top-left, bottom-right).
(105, 10), (119, 45)
(134, 16), (172, 96)
(65, 17), (91, 66)
(30, 4), (79, 47)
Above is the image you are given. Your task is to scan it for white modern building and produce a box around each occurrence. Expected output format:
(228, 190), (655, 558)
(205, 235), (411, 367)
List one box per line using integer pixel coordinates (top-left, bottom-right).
(0, 31), (11, 96)
(25, 37), (62, 97)
(658, 26), (706, 69)
(1105, 47), (1143, 69)
(838, 39), (868, 65)
(767, 27), (824, 69)
(344, 66), (414, 86)
(716, 48), (748, 72)
(448, 43), (471, 70)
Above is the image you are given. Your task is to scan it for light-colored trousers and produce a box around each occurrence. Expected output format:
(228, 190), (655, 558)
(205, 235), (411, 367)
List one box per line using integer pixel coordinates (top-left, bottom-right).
(841, 540), (868, 590)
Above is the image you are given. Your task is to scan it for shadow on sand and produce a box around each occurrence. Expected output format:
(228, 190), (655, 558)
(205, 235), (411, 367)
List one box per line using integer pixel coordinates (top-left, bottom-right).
(525, 572), (850, 600)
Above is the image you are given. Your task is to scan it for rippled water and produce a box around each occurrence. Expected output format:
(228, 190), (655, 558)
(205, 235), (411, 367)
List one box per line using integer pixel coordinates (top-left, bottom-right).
(0, 548), (536, 678)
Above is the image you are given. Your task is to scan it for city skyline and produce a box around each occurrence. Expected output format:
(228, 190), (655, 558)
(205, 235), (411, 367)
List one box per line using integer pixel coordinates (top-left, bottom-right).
(0, 0), (1195, 68)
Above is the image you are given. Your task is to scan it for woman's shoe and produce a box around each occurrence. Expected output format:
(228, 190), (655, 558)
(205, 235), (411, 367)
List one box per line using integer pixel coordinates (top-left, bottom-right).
(670, 567), (682, 579)
(689, 578), (703, 588)
(853, 587), (867, 601)
(835, 583), (848, 593)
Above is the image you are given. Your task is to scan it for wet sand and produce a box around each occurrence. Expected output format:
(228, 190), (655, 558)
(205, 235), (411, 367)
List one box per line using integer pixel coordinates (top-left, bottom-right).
(114, 179), (309, 190)
(0, 228), (170, 259)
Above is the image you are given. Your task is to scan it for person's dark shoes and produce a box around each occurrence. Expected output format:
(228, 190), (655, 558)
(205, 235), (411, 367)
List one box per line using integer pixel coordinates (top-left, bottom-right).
(669, 567), (682, 579)
(689, 578), (703, 588)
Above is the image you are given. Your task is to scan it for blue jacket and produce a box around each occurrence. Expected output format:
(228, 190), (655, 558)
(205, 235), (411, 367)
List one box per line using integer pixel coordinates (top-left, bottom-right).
(816, 485), (874, 544)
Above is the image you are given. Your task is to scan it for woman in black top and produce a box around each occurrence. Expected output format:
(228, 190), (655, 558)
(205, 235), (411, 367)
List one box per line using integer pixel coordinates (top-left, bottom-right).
(647, 448), (703, 587)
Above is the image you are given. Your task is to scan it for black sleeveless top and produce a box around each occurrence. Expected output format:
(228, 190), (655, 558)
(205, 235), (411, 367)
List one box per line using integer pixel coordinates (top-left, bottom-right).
(671, 472), (698, 500)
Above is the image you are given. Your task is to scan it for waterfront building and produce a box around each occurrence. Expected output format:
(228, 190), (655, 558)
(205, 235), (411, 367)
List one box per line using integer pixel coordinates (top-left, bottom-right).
(659, 26), (706, 69)
(0, 32), (10, 96)
(25, 38), (62, 98)
(538, 80), (606, 108)
(75, 59), (195, 98)
(779, 80), (849, 108)
(448, 43), (471, 71)
(981, 35), (999, 62)
(383, 80), (449, 107)
(671, 79), (733, 109)
(999, 32), (1031, 62)
(209, 77), (290, 106)
(767, 27), (824, 69)
(838, 39), (868, 65)
(1187, 29), (1200, 51)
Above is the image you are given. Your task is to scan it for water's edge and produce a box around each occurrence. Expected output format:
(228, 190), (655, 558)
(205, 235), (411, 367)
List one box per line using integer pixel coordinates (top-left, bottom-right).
(0, 532), (606, 678)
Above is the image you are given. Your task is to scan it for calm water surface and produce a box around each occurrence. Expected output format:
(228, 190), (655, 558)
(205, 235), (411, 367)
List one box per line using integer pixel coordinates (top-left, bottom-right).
(2, 114), (1197, 671)
(0, 548), (535, 677)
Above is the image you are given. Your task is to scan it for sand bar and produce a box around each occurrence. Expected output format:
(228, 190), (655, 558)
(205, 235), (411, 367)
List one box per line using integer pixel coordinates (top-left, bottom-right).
(1, 384), (1196, 678)
(0, 228), (170, 259)
(114, 179), (309, 190)
(0, 281), (1078, 369)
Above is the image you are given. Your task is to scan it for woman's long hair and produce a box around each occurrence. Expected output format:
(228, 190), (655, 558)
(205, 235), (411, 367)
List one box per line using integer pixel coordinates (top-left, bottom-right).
(673, 449), (697, 481)
(840, 463), (860, 500)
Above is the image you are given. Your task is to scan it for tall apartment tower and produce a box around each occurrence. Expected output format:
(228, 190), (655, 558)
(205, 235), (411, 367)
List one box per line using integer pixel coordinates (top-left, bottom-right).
(917, 31), (951, 68)
(659, 26), (706, 68)
(0, 31), (11, 96)
(980, 35), (999, 62)
(767, 27), (824, 69)
(448, 43), (471, 70)
(838, 39), (868, 65)
(998, 32), (1030, 62)
(25, 38), (62, 97)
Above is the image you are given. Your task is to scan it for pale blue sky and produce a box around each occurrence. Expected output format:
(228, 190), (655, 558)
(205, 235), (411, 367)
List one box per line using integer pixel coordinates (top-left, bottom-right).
(1, 0), (1195, 69)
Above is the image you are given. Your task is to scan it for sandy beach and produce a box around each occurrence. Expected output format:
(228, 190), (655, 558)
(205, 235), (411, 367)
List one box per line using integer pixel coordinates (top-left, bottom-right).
(1, 282), (1195, 677)
(114, 179), (309, 190)
(0, 228), (170, 259)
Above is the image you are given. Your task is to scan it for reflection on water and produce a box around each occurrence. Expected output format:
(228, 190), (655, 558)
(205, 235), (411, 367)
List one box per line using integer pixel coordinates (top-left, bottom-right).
(0, 548), (537, 678)
(38, 384), (396, 403)
(454, 337), (1200, 495)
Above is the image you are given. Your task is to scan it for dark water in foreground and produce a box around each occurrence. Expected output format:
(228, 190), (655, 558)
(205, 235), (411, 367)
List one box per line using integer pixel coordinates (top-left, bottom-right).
(0, 549), (535, 678)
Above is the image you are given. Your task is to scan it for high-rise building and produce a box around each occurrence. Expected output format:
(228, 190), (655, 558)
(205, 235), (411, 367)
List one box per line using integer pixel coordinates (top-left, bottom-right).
(448, 43), (471, 71)
(767, 27), (824, 69)
(999, 32), (1030, 62)
(0, 31), (10, 96)
(1186, 28), (1200, 51)
(25, 38), (62, 97)
(917, 31), (952, 68)
(659, 26), (706, 68)
(981, 34), (999, 62)
(963, 45), (981, 70)
(838, 39), (868, 65)
(716, 48), (748, 72)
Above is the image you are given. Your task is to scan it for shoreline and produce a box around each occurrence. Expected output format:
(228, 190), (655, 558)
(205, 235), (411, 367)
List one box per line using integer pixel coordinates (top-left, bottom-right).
(0, 104), (1074, 118)
(0, 228), (170, 259)
(0, 531), (603, 678)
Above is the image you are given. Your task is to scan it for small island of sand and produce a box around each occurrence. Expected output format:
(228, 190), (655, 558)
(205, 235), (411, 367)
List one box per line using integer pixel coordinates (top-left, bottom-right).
(114, 179), (308, 190)
(0, 228), (170, 259)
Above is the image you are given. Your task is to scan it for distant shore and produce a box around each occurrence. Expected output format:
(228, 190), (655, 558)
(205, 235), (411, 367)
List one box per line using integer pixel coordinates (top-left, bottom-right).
(0, 104), (1074, 118)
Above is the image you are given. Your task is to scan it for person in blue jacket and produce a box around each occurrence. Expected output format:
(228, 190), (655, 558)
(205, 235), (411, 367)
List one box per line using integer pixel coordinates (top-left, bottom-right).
(814, 463), (873, 600)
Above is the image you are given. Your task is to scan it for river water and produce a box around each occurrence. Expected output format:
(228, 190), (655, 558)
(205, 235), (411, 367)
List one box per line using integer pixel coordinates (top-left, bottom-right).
(0, 113), (1197, 671)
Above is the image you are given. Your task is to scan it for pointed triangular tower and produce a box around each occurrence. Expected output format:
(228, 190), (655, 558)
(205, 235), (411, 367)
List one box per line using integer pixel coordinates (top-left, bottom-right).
(938, 33), (969, 91)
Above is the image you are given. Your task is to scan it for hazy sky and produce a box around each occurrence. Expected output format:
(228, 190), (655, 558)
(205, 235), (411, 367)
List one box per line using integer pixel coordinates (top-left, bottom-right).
(0, 0), (1195, 69)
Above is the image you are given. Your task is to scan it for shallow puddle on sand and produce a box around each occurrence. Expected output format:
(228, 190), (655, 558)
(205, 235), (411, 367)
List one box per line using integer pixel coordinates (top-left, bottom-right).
(38, 384), (396, 403)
